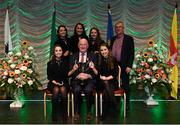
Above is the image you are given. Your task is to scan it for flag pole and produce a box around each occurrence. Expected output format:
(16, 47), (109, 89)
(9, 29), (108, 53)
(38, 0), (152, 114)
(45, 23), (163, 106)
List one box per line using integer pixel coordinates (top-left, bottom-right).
(107, 4), (114, 45)
(4, 2), (12, 56)
(49, 2), (57, 58)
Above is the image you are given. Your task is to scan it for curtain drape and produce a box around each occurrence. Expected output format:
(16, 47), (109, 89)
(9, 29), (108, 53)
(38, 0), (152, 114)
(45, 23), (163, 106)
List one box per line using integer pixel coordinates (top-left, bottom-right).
(0, 0), (179, 88)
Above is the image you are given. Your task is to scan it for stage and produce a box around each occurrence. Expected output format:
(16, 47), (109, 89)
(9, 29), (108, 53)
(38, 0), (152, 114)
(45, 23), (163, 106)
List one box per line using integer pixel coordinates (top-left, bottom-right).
(0, 90), (180, 124)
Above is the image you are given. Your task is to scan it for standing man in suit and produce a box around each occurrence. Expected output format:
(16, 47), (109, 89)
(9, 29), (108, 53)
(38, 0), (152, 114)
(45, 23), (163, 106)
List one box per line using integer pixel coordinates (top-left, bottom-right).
(110, 21), (134, 112)
(68, 38), (98, 121)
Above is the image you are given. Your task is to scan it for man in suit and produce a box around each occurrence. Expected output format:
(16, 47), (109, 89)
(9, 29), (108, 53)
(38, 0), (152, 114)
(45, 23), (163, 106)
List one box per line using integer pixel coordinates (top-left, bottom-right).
(110, 21), (134, 112)
(68, 38), (98, 121)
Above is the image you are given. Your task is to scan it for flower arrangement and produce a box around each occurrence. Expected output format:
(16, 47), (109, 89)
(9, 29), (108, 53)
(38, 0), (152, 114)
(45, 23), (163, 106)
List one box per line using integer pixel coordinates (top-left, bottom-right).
(0, 40), (41, 98)
(130, 40), (172, 99)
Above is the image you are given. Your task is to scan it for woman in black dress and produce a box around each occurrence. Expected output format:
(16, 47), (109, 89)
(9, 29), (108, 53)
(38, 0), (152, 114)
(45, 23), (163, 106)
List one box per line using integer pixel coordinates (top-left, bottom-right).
(88, 27), (104, 54)
(69, 23), (89, 54)
(55, 25), (70, 59)
(98, 43), (119, 118)
(47, 44), (69, 121)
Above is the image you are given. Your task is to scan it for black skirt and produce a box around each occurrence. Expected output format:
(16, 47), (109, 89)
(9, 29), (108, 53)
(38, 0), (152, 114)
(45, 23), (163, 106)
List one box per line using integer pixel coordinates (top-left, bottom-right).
(47, 81), (70, 93)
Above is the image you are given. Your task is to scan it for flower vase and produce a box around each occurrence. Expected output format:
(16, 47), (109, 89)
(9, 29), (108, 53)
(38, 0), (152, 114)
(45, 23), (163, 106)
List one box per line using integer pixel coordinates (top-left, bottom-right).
(10, 88), (24, 108)
(144, 86), (158, 106)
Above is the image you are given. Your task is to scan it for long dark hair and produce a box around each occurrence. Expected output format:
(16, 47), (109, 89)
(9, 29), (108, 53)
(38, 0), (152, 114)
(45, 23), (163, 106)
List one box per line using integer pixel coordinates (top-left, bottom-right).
(50, 44), (64, 64)
(73, 23), (87, 37)
(89, 27), (102, 41)
(98, 42), (114, 70)
(57, 25), (68, 39)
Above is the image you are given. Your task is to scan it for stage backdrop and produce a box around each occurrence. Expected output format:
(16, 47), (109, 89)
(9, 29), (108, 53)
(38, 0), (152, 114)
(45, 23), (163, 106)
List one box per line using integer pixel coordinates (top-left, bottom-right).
(0, 0), (179, 89)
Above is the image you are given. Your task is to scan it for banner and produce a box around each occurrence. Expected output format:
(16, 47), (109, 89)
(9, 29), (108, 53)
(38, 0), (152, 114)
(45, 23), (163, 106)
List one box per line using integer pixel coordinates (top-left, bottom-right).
(4, 9), (12, 54)
(107, 4), (114, 43)
(168, 4), (178, 99)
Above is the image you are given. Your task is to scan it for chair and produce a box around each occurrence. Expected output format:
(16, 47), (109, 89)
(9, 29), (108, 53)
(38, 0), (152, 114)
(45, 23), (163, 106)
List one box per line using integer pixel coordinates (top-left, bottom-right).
(43, 89), (70, 117)
(99, 66), (126, 117)
(71, 90), (98, 117)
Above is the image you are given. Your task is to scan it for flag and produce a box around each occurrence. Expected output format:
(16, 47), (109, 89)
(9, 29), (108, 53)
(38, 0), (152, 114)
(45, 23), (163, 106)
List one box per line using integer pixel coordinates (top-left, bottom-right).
(168, 4), (178, 99)
(49, 5), (57, 58)
(4, 8), (12, 54)
(107, 4), (114, 43)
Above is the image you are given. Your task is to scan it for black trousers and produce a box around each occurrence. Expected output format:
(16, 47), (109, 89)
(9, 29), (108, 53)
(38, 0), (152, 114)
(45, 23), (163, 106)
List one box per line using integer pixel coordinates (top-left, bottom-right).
(121, 69), (130, 106)
(72, 79), (95, 114)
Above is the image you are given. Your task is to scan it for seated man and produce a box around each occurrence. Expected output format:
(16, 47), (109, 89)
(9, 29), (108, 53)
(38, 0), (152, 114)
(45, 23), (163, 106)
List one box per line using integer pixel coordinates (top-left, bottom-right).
(68, 38), (98, 121)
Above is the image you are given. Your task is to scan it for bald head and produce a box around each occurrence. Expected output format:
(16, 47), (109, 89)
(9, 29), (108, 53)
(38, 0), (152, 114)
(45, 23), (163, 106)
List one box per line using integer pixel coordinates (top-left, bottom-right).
(78, 38), (89, 53)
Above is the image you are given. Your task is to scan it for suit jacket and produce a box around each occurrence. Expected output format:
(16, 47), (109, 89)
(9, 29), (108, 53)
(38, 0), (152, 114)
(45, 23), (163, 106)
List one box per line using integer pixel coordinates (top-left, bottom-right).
(69, 51), (97, 80)
(110, 34), (134, 70)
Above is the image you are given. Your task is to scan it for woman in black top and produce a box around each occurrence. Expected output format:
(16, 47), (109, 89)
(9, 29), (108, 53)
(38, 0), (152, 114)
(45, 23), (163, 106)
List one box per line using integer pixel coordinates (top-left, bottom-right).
(69, 23), (89, 54)
(89, 27), (104, 54)
(55, 25), (70, 59)
(47, 44), (69, 121)
(98, 43), (119, 118)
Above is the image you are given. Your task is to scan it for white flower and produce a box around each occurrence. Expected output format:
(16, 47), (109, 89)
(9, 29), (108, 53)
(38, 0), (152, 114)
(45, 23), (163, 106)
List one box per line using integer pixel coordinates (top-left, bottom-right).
(154, 44), (158, 47)
(24, 54), (29, 59)
(3, 76), (7, 79)
(16, 52), (22, 56)
(132, 79), (136, 83)
(152, 78), (157, 83)
(8, 52), (13, 56)
(10, 64), (16, 69)
(168, 80), (172, 84)
(147, 58), (153, 63)
(8, 78), (14, 84)
(152, 65), (158, 70)
(3, 71), (8, 76)
(132, 64), (137, 69)
(8, 59), (13, 64)
(144, 74), (150, 79)
(27, 69), (33, 74)
(15, 69), (21, 74)
(28, 46), (33, 50)
(20, 66), (27, 71)
(28, 80), (33, 86)
(135, 54), (141, 58)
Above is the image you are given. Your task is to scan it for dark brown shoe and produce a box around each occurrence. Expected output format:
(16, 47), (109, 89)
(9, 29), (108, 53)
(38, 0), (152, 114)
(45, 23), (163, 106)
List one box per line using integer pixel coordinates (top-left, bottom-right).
(74, 112), (80, 121)
(86, 112), (92, 121)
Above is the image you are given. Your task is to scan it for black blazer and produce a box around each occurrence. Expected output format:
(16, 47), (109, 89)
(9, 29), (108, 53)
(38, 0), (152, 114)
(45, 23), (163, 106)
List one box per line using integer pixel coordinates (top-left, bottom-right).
(69, 52), (97, 80)
(110, 34), (134, 70)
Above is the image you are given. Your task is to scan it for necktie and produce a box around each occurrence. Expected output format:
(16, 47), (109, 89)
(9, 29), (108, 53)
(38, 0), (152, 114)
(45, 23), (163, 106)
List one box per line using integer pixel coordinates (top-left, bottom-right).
(81, 53), (85, 63)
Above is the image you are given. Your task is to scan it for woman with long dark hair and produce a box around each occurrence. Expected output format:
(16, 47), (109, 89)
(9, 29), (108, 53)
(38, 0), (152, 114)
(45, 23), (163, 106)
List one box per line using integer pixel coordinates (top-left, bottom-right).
(89, 27), (104, 53)
(69, 23), (89, 54)
(55, 25), (70, 59)
(98, 42), (119, 118)
(47, 44), (69, 121)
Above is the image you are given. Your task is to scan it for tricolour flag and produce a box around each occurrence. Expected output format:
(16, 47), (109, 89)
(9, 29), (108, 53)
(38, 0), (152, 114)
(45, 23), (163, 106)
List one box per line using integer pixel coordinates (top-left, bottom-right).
(107, 4), (114, 43)
(4, 9), (12, 54)
(49, 5), (57, 58)
(168, 4), (178, 99)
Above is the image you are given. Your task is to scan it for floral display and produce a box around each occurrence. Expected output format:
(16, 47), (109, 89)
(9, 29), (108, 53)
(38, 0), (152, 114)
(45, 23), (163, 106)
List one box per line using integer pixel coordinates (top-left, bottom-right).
(0, 40), (41, 97)
(130, 40), (172, 99)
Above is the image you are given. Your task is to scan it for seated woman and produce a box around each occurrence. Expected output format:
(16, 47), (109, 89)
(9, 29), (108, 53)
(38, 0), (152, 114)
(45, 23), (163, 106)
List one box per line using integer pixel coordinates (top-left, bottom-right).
(97, 43), (119, 118)
(47, 44), (69, 121)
